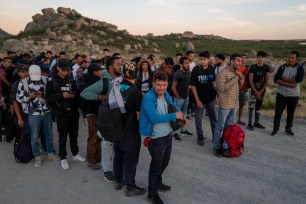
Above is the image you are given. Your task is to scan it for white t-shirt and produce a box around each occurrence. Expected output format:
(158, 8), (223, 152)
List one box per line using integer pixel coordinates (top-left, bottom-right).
(72, 64), (80, 79)
(189, 62), (196, 72)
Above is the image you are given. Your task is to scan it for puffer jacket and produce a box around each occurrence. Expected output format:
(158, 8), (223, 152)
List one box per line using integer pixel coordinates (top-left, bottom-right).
(216, 65), (244, 109)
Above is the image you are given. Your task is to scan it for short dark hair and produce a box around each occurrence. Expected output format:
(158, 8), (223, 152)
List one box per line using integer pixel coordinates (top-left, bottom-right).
(230, 53), (242, 61)
(257, 51), (267, 57)
(179, 56), (189, 65)
(74, 54), (81, 59)
(241, 53), (248, 58)
(215, 54), (225, 61)
(153, 71), (168, 82)
(164, 57), (174, 65)
(103, 48), (110, 52)
(148, 54), (155, 61)
(46, 50), (52, 54)
(176, 53), (182, 57)
(3, 57), (11, 62)
(112, 53), (120, 57)
(199, 51), (210, 59)
(105, 56), (120, 70)
(186, 51), (194, 55)
(59, 51), (66, 56)
(290, 51), (300, 58)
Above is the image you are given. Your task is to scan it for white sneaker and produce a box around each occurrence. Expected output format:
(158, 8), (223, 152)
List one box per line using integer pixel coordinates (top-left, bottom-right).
(47, 153), (59, 161)
(72, 154), (86, 162)
(61, 159), (70, 170)
(35, 158), (42, 168)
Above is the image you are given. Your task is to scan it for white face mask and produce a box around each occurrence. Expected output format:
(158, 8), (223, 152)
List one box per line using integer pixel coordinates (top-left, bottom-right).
(29, 65), (41, 81)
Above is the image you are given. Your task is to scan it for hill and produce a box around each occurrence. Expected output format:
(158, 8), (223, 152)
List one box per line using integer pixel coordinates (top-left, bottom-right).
(0, 7), (306, 59)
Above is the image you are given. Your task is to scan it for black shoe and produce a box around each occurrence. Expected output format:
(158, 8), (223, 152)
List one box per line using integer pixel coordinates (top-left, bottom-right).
(104, 171), (115, 183)
(181, 130), (193, 136)
(254, 122), (266, 129)
(125, 185), (146, 197)
(271, 129), (278, 136)
(213, 148), (222, 157)
(237, 121), (246, 125)
(173, 133), (182, 142)
(285, 128), (295, 136)
(147, 193), (164, 204)
(197, 136), (204, 146)
(115, 180), (125, 190)
(158, 183), (171, 192)
(247, 124), (254, 131)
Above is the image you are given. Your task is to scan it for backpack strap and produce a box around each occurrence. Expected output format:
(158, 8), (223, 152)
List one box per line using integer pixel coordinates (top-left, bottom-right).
(101, 77), (109, 95)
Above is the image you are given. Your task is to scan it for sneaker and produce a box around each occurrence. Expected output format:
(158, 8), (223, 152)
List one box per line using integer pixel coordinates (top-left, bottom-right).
(254, 122), (266, 129)
(271, 129), (278, 136)
(72, 154), (86, 162)
(115, 180), (125, 190)
(158, 183), (171, 192)
(181, 130), (193, 136)
(237, 121), (246, 125)
(147, 193), (164, 204)
(87, 162), (101, 170)
(47, 153), (59, 161)
(126, 185), (146, 197)
(186, 115), (191, 120)
(213, 148), (222, 158)
(247, 124), (254, 131)
(285, 128), (295, 136)
(61, 159), (69, 170)
(173, 133), (182, 142)
(197, 135), (204, 146)
(34, 158), (42, 168)
(104, 171), (115, 183)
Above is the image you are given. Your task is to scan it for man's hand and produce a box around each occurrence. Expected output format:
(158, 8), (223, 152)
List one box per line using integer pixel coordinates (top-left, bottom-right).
(196, 100), (204, 109)
(63, 92), (71, 99)
(183, 116), (188, 127)
(29, 92), (38, 99)
(97, 95), (108, 101)
(18, 118), (24, 128)
(176, 112), (184, 120)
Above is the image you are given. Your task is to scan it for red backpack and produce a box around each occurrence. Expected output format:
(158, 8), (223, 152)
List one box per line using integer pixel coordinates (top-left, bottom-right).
(221, 125), (245, 157)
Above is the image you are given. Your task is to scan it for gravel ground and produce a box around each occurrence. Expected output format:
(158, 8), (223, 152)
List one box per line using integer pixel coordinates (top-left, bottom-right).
(0, 113), (305, 204)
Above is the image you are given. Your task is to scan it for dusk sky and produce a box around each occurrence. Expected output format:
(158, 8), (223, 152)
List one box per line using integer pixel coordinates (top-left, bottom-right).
(1, 0), (305, 40)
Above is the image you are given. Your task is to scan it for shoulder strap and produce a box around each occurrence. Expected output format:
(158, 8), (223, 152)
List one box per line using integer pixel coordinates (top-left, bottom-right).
(21, 78), (29, 94)
(101, 77), (109, 95)
(41, 76), (48, 85)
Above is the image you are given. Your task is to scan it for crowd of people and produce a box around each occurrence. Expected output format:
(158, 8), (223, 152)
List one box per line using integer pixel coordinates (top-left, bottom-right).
(0, 49), (304, 204)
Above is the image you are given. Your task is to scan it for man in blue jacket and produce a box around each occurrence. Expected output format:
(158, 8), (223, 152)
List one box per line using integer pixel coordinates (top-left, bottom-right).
(140, 71), (184, 204)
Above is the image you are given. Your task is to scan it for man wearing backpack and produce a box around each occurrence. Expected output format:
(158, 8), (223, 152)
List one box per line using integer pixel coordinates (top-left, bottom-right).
(45, 59), (86, 170)
(140, 71), (184, 204)
(81, 56), (121, 182)
(16, 65), (58, 168)
(78, 63), (103, 170)
(213, 54), (244, 157)
(271, 51), (304, 136)
(247, 51), (270, 131)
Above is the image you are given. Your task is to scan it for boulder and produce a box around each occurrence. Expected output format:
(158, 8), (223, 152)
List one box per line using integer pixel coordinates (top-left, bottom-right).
(97, 31), (107, 36)
(124, 44), (131, 51)
(3, 39), (31, 52)
(32, 13), (44, 24)
(182, 31), (194, 38)
(24, 22), (38, 32)
(83, 39), (93, 47)
(48, 32), (57, 40)
(152, 42), (159, 48)
(186, 41), (195, 51)
(45, 28), (51, 34)
(175, 42), (180, 48)
(75, 19), (89, 31)
(62, 34), (72, 42)
(41, 8), (56, 16)
(57, 7), (72, 15)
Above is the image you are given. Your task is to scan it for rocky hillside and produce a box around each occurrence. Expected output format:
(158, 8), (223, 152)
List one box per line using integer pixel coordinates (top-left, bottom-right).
(0, 7), (306, 59)
(0, 28), (11, 40)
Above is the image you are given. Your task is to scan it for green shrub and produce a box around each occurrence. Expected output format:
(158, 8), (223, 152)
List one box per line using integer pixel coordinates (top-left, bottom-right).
(262, 99), (276, 110)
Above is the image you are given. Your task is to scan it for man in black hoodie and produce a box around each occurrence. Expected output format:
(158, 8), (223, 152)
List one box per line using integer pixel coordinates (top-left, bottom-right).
(45, 58), (86, 170)
(78, 63), (103, 170)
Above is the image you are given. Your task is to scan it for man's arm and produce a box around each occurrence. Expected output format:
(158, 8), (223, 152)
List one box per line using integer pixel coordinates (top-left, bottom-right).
(216, 72), (238, 92)
(171, 81), (180, 99)
(80, 79), (104, 100)
(0, 72), (10, 86)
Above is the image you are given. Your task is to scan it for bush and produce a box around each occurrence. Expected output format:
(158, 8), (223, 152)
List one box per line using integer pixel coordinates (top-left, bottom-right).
(262, 99), (276, 110)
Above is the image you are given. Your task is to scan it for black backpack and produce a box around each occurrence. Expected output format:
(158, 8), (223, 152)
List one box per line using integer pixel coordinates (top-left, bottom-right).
(13, 128), (33, 163)
(0, 106), (17, 142)
(97, 86), (134, 142)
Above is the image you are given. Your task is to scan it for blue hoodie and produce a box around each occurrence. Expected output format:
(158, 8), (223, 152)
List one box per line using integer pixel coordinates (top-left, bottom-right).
(139, 88), (177, 137)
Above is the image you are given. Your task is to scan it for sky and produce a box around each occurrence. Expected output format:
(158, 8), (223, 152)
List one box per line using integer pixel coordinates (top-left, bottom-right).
(0, 0), (306, 40)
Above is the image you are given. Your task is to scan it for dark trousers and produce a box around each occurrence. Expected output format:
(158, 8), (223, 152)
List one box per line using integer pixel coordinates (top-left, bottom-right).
(248, 90), (264, 124)
(56, 112), (79, 159)
(148, 134), (172, 195)
(86, 115), (101, 164)
(113, 129), (141, 186)
(273, 93), (299, 130)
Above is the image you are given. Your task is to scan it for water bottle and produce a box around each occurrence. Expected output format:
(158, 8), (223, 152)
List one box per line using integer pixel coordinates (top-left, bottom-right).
(1, 127), (6, 142)
(222, 140), (229, 156)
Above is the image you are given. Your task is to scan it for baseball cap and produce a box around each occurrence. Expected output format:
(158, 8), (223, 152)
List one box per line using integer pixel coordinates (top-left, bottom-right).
(87, 63), (102, 74)
(57, 58), (71, 71)
(16, 64), (29, 72)
(89, 55), (97, 60)
(29, 65), (41, 81)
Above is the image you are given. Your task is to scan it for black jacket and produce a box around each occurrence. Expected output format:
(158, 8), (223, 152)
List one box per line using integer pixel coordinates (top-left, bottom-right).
(274, 63), (304, 83)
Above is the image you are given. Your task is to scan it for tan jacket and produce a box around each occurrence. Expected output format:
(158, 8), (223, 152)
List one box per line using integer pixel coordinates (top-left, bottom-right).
(216, 65), (244, 109)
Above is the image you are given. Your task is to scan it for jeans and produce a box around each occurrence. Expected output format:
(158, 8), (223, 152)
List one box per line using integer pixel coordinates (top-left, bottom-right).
(102, 140), (114, 172)
(273, 93), (299, 130)
(113, 129), (141, 186)
(56, 112), (79, 159)
(213, 108), (236, 149)
(148, 134), (172, 195)
(28, 112), (54, 157)
(86, 115), (101, 164)
(174, 97), (189, 131)
(195, 100), (217, 138)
